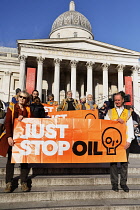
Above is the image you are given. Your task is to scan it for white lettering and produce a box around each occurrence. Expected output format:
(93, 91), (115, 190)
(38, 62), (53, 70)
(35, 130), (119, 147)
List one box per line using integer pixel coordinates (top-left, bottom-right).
(20, 124), (31, 139)
(56, 124), (69, 138)
(32, 124), (44, 138)
(43, 140), (58, 156)
(58, 141), (70, 155)
(20, 140), (71, 156)
(31, 141), (42, 155)
(20, 140), (31, 155)
(45, 124), (56, 138)
(20, 123), (69, 139)
(44, 107), (54, 112)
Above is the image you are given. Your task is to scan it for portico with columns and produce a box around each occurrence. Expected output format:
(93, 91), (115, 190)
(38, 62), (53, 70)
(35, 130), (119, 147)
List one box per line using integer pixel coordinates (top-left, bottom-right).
(18, 40), (140, 109)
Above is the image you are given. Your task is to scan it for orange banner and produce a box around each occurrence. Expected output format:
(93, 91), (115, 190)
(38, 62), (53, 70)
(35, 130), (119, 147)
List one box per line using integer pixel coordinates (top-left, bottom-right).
(43, 104), (58, 114)
(12, 118), (127, 163)
(43, 104), (98, 119)
(49, 110), (98, 119)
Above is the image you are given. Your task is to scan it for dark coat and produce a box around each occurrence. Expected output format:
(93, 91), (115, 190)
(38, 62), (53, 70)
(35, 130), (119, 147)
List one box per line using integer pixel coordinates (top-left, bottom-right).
(30, 103), (45, 118)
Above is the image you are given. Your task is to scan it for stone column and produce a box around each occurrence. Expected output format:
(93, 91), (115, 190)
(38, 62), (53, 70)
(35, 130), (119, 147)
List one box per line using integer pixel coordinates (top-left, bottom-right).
(36, 57), (44, 100)
(3, 71), (12, 102)
(19, 55), (26, 91)
(66, 72), (70, 92)
(70, 60), (77, 99)
(117, 64), (124, 92)
(80, 75), (85, 97)
(54, 58), (61, 102)
(132, 65), (139, 111)
(86, 61), (94, 95)
(102, 63), (109, 102)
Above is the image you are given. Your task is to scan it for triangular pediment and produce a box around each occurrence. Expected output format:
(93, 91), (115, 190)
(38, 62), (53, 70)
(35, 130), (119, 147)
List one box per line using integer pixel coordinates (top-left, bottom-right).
(18, 38), (140, 56)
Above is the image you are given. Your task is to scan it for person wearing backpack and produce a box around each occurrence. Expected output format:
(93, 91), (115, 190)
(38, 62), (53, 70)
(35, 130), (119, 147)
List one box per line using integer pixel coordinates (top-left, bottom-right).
(0, 100), (6, 135)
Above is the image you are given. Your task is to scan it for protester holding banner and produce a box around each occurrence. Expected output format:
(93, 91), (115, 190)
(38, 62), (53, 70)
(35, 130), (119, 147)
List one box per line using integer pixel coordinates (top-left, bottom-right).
(30, 89), (39, 103)
(4, 90), (31, 193)
(105, 92), (134, 192)
(84, 94), (98, 110)
(30, 97), (45, 118)
(57, 91), (79, 111)
(46, 94), (58, 106)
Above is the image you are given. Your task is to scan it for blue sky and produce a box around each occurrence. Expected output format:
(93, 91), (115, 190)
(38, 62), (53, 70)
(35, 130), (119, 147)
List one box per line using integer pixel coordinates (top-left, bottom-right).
(0, 0), (140, 52)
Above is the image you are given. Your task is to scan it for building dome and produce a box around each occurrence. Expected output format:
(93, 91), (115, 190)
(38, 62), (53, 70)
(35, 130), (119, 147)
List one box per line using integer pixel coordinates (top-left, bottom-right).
(50, 1), (94, 39)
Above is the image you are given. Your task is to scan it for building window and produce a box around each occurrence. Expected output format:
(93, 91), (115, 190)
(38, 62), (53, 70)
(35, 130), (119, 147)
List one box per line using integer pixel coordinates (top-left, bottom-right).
(57, 33), (60, 38)
(74, 32), (77, 37)
(14, 79), (19, 90)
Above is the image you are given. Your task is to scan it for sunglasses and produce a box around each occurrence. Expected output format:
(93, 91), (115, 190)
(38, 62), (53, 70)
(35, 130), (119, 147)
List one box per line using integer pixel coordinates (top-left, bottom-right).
(19, 95), (27, 100)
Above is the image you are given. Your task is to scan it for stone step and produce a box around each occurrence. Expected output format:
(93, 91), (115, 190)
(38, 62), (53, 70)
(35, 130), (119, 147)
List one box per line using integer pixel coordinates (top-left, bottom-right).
(0, 166), (139, 176)
(0, 185), (140, 203)
(1, 199), (140, 210)
(129, 153), (140, 158)
(0, 156), (139, 176)
(1, 174), (140, 188)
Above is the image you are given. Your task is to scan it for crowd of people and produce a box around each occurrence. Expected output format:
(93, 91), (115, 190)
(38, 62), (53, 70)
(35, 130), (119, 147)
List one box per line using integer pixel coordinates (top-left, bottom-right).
(0, 88), (140, 193)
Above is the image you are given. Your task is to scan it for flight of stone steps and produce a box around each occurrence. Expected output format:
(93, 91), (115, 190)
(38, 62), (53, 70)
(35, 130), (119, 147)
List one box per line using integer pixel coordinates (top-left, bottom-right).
(0, 154), (140, 210)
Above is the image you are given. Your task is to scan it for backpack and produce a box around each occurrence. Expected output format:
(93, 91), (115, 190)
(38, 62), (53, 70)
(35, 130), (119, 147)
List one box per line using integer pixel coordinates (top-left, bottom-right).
(0, 100), (5, 119)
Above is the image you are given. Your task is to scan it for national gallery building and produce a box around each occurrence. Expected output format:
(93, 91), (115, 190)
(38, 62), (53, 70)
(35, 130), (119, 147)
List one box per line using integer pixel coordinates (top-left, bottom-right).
(0, 1), (140, 111)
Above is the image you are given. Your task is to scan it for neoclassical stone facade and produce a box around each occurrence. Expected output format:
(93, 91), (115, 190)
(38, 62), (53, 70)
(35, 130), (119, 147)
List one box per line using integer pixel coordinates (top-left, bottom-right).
(0, 1), (140, 113)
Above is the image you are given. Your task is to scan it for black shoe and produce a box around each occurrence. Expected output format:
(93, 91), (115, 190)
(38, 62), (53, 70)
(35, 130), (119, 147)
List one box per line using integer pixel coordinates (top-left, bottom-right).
(120, 184), (129, 192)
(112, 185), (119, 192)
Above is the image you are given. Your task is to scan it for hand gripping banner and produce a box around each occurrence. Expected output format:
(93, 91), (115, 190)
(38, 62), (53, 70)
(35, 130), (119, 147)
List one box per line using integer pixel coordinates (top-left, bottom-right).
(11, 118), (127, 163)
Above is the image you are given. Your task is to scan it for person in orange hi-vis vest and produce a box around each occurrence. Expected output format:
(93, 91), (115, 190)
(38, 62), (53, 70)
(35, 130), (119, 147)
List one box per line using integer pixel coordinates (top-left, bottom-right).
(105, 92), (134, 193)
